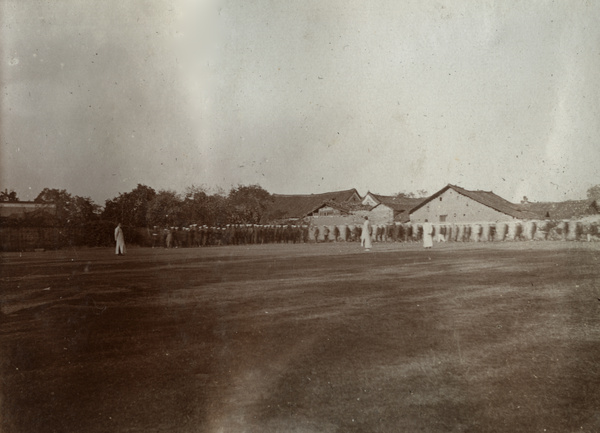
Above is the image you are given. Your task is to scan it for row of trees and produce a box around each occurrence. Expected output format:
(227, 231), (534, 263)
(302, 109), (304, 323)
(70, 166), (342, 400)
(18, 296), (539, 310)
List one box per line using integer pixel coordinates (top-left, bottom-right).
(103, 184), (276, 227)
(2, 184), (275, 228)
(3, 184), (599, 229)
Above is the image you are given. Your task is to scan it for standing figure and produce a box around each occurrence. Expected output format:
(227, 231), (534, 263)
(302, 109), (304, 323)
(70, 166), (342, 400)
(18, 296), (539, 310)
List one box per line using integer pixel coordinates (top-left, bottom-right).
(423, 219), (433, 249)
(115, 223), (126, 255)
(166, 227), (173, 248)
(376, 225), (383, 242)
(151, 226), (159, 248)
(438, 224), (447, 242)
(361, 216), (373, 251)
(333, 225), (340, 242)
(322, 226), (330, 242)
(352, 224), (360, 242)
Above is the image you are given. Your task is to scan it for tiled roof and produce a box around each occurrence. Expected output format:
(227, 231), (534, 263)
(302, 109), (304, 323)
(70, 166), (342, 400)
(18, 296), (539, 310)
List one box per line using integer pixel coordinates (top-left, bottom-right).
(451, 185), (540, 219)
(266, 189), (361, 220)
(371, 194), (425, 212)
(410, 184), (540, 219)
(306, 200), (352, 215)
(519, 200), (599, 220)
(394, 211), (412, 223)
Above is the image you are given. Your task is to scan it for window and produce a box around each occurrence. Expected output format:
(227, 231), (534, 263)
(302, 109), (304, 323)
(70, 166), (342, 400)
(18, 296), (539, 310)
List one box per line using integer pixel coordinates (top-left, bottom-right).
(439, 197), (443, 202)
(439, 215), (447, 222)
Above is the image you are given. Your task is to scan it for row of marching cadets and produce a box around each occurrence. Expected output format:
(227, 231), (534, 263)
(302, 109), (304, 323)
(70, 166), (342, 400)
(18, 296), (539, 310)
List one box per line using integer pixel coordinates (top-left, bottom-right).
(308, 220), (599, 243)
(150, 224), (311, 248)
(313, 223), (420, 243)
(148, 220), (599, 248)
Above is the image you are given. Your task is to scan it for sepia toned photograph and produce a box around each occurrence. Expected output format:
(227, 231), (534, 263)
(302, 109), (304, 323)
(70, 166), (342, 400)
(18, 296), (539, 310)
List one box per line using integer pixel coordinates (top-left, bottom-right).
(1, 1), (599, 432)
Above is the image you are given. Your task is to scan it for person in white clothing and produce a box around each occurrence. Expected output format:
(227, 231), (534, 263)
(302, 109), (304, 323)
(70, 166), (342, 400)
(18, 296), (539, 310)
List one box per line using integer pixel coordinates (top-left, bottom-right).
(115, 223), (126, 255)
(361, 216), (373, 251)
(422, 219), (433, 249)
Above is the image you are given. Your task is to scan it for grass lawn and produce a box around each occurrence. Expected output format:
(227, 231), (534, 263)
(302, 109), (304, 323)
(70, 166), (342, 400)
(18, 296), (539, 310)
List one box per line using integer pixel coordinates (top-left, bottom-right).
(1, 241), (599, 432)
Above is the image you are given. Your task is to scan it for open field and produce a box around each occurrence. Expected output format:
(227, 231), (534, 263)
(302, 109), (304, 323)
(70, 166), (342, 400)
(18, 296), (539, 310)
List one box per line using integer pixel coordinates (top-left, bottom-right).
(1, 242), (599, 433)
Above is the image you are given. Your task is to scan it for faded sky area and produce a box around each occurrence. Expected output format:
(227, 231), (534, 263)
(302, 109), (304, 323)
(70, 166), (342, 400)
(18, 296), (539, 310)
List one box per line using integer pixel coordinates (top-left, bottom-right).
(1, 0), (599, 204)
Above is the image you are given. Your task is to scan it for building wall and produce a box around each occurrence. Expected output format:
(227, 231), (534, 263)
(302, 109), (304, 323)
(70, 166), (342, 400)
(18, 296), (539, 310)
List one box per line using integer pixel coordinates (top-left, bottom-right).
(0, 202), (56, 218)
(307, 214), (364, 227)
(307, 205), (394, 227)
(362, 194), (379, 206)
(368, 205), (394, 225)
(312, 206), (341, 217)
(410, 189), (516, 223)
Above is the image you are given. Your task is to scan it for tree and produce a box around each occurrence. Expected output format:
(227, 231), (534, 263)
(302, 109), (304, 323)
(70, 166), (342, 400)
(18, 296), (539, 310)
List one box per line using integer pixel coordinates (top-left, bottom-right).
(0, 189), (19, 202)
(146, 190), (184, 227)
(34, 188), (100, 225)
(395, 189), (429, 199)
(35, 188), (73, 224)
(180, 185), (228, 226)
(587, 185), (600, 202)
(102, 184), (156, 226)
(227, 184), (272, 224)
(70, 195), (102, 223)
(183, 185), (210, 224)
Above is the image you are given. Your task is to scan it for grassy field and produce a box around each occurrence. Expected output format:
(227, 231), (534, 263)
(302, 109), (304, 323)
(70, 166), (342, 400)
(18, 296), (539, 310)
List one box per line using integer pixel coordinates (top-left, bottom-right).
(1, 242), (599, 433)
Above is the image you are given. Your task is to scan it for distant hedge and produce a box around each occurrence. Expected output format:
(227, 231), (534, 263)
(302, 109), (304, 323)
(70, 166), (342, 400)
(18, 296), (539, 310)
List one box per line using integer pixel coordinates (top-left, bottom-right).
(0, 221), (153, 251)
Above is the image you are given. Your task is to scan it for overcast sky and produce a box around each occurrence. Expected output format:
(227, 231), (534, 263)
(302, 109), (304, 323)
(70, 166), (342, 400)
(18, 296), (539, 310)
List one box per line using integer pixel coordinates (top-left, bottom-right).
(1, 0), (599, 205)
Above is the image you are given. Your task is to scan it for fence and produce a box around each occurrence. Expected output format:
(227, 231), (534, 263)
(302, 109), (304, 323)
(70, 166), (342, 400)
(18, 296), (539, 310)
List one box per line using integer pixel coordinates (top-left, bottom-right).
(0, 224), (153, 252)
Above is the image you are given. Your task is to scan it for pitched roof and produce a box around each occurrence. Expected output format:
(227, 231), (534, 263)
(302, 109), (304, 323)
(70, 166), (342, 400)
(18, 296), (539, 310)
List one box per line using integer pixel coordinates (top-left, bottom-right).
(369, 193), (394, 202)
(0, 201), (57, 218)
(370, 194), (425, 212)
(265, 188), (362, 220)
(410, 184), (540, 219)
(306, 200), (353, 215)
(519, 200), (599, 220)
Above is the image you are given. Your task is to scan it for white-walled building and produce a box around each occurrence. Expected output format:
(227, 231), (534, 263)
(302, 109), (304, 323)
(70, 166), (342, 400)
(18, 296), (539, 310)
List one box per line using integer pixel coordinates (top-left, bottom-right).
(361, 192), (424, 223)
(409, 184), (539, 223)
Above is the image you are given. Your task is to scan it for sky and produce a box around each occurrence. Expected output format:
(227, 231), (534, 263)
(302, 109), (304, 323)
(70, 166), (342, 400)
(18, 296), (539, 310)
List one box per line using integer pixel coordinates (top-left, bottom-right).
(1, 0), (599, 205)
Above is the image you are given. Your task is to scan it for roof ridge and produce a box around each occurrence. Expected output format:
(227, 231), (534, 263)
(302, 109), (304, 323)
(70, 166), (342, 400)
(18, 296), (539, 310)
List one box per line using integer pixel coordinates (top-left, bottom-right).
(272, 188), (358, 197)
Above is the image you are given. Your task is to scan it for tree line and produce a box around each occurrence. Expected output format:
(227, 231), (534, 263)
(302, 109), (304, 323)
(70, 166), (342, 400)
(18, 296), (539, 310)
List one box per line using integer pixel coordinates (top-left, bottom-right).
(1, 184), (276, 228)
(2, 184), (599, 229)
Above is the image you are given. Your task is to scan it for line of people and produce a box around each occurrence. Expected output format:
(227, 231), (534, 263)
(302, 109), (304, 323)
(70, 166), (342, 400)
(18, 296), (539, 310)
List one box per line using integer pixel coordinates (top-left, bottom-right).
(148, 222), (429, 248)
(150, 224), (311, 248)
(143, 219), (599, 249)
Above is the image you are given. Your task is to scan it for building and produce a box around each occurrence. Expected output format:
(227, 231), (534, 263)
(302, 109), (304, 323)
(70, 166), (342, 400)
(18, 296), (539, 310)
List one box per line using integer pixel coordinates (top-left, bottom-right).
(0, 201), (57, 220)
(409, 184), (539, 223)
(302, 201), (369, 226)
(361, 192), (425, 223)
(361, 192), (381, 207)
(306, 201), (353, 218)
(519, 200), (600, 220)
(265, 188), (362, 223)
